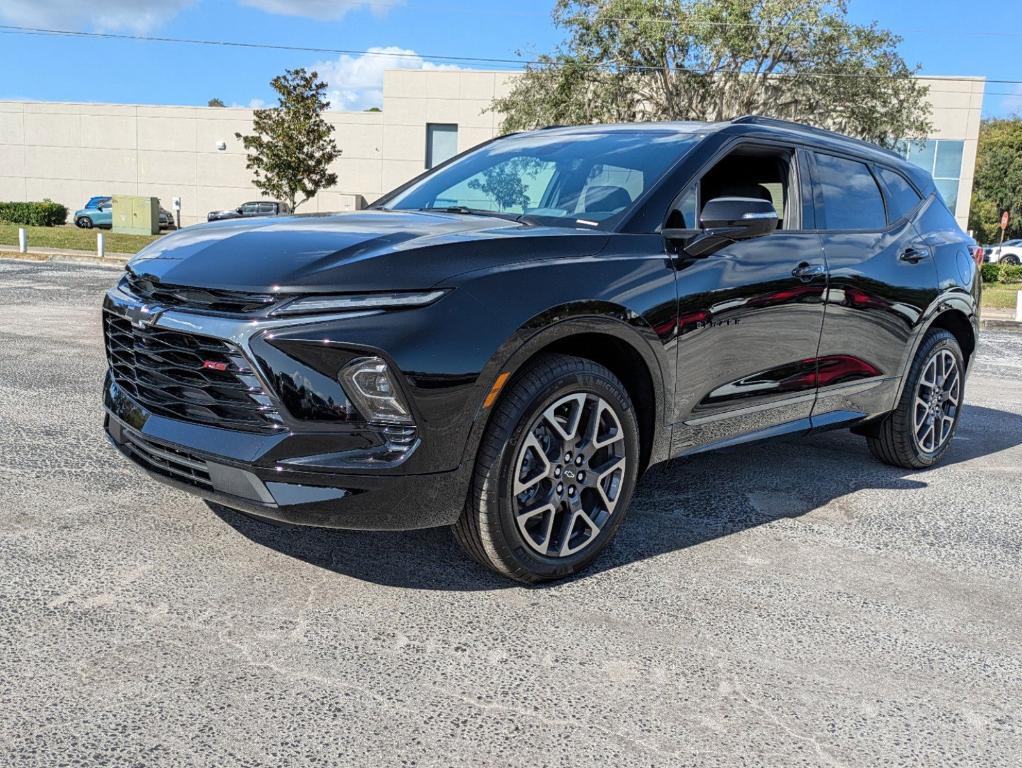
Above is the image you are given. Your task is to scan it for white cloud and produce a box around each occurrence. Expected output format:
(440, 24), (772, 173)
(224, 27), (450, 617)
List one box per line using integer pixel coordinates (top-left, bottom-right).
(997, 84), (1022, 116)
(0, 0), (193, 33)
(238, 0), (402, 21)
(313, 46), (458, 111)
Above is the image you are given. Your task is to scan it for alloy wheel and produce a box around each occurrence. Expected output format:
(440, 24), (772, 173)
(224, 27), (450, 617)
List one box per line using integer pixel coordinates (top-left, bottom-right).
(512, 392), (627, 558)
(913, 348), (961, 454)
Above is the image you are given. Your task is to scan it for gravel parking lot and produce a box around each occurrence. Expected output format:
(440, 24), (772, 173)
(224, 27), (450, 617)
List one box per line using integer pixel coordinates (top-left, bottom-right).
(2, 258), (1020, 767)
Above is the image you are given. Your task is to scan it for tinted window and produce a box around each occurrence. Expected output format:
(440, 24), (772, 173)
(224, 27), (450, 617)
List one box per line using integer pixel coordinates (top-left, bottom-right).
(877, 167), (922, 222)
(814, 153), (886, 230)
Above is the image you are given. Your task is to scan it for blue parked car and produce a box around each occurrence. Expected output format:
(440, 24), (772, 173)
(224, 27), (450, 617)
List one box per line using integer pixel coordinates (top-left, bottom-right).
(74, 197), (112, 229)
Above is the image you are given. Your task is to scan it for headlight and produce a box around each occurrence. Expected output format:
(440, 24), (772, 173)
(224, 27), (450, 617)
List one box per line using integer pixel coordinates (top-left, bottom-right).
(338, 356), (413, 425)
(273, 290), (447, 316)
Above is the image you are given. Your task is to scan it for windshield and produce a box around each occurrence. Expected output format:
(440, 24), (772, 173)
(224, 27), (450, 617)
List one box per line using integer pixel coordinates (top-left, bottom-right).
(379, 130), (700, 229)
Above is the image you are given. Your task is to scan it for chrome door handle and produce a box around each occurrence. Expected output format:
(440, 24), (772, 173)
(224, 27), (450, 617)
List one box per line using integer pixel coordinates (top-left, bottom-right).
(792, 262), (826, 281)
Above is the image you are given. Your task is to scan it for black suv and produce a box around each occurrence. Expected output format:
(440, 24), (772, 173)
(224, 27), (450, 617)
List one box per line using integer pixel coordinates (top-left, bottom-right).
(103, 117), (981, 582)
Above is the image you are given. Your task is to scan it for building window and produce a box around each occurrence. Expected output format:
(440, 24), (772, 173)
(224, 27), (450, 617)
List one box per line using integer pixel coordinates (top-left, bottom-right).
(897, 138), (965, 213)
(426, 124), (458, 169)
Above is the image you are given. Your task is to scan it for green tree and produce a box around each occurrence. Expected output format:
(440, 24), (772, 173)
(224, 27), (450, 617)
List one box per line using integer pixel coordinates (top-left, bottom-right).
(968, 117), (1022, 243)
(495, 0), (931, 147)
(235, 68), (341, 211)
(207, 98), (226, 107)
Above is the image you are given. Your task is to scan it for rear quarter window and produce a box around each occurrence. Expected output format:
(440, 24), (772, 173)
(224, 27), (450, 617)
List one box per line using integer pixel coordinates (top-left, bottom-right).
(877, 167), (923, 222)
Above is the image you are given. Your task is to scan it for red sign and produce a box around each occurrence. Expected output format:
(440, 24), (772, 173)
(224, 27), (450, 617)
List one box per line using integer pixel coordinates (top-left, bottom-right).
(1002, 211), (1011, 230)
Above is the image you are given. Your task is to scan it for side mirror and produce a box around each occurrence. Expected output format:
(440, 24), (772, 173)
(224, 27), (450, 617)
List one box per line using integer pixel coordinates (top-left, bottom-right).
(666, 197), (778, 257)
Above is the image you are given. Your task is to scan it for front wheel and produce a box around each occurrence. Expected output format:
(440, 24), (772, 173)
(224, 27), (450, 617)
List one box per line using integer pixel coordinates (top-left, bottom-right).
(1001, 254), (1020, 265)
(866, 329), (964, 468)
(454, 354), (641, 583)
(76, 216), (93, 229)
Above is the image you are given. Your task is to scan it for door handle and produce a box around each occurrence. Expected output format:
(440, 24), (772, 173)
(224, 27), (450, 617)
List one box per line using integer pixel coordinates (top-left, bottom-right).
(899, 245), (930, 263)
(792, 262), (826, 282)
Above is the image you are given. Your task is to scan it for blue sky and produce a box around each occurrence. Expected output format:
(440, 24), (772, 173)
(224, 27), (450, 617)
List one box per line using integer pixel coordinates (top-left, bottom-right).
(0, 0), (1019, 116)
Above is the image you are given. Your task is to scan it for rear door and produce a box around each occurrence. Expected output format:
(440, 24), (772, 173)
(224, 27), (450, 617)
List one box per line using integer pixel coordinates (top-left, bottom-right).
(809, 152), (939, 424)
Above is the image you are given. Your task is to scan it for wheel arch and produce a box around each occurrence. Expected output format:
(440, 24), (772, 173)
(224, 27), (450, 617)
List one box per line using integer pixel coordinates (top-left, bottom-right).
(463, 310), (671, 476)
(891, 296), (977, 408)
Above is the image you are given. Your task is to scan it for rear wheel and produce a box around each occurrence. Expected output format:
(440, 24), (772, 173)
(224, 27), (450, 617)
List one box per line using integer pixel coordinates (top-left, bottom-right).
(866, 329), (964, 469)
(76, 216), (92, 229)
(454, 354), (640, 583)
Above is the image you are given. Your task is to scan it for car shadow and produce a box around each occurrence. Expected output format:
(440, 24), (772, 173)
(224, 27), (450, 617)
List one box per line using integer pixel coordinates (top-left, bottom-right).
(212, 404), (1022, 591)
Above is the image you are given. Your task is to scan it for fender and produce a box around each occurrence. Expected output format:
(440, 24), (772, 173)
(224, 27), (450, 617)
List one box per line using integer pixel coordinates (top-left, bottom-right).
(456, 303), (673, 471)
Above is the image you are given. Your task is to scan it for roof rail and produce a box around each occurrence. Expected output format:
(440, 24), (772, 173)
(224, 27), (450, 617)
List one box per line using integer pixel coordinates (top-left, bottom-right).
(730, 115), (902, 159)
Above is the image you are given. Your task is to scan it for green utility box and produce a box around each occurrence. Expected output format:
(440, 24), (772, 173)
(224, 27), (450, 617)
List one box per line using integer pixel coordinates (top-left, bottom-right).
(112, 195), (160, 235)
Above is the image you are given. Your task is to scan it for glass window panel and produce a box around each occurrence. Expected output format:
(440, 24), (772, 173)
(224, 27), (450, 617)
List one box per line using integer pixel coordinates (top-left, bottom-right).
(877, 167), (922, 222)
(934, 140), (964, 180)
(935, 178), (959, 213)
(813, 153), (887, 231)
(426, 123), (459, 169)
(433, 157), (559, 213)
(905, 139), (936, 174)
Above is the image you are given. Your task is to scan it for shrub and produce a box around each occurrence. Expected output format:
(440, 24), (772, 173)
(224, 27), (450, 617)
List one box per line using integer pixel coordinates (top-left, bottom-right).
(1000, 264), (1022, 284)
(0, 200), (68, 227)
(981, 263), (1001, 283)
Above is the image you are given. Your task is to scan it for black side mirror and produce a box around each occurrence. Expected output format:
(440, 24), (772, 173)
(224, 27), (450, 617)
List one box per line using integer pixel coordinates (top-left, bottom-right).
(665, 197), (777, 257)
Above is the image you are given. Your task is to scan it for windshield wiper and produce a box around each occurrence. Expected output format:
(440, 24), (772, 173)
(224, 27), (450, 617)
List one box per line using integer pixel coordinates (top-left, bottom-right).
(415, 206), (521, 221)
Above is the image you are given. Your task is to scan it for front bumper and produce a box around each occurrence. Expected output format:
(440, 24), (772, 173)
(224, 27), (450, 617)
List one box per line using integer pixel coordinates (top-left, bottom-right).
(101, 282), (471, 530)
(104, 393), (466, 530)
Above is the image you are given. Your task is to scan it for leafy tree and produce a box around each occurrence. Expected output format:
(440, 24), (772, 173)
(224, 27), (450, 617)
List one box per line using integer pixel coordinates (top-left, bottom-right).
(495, 0), (931, 147)
(207, 98), (226, 107)
(968, 117), (1022, 243)
(235, 68), (341, 211)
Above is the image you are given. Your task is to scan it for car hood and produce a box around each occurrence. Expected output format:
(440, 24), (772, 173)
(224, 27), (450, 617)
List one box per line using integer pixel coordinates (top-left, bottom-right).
(128, 210), (607, 293)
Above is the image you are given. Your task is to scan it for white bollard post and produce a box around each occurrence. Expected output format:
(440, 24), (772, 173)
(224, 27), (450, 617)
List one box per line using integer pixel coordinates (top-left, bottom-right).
(97, 231), (105, 259)
(1015, 290), (1022, 323)
(18, 227), (27, 253)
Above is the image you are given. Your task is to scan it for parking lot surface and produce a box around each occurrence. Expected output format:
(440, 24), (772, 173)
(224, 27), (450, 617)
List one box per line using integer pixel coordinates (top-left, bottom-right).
(2, 258), (1020, 767)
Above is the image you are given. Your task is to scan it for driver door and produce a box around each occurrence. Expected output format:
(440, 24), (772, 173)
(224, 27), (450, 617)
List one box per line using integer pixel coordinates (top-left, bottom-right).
(670, 144), (829, 454)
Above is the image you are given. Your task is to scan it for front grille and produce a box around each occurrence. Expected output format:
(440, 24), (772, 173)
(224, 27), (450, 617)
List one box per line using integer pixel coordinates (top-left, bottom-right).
(104, 311), (285, 432)
(123, 272), (278, 314)
(122, 429), (213, 491)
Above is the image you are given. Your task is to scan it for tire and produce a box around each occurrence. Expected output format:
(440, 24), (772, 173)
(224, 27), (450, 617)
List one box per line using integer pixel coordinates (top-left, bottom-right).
(454, 354), (641, 583)
(1002, 254), (1020, 265)
(866, 329), (964, 469)
(76, 216), (93, 229)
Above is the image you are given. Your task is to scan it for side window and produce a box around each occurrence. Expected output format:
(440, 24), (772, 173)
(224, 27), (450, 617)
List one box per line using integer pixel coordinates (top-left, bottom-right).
(667, 145), (795, 230)
(813, 153), (886, 230)
(876, 167), (923, 223)
(240, 203), (259, 215)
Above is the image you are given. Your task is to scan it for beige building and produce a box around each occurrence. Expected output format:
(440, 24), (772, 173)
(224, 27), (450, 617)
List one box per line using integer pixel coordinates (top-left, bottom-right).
(0, 71), (983, 228)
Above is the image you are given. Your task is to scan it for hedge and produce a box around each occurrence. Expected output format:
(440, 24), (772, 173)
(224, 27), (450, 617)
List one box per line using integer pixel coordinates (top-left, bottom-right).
(982, 262), (1022, 284)
(981, 263), (1001, 283)
(1001, 264), (1022, 284)
(0, 200), (68, 227)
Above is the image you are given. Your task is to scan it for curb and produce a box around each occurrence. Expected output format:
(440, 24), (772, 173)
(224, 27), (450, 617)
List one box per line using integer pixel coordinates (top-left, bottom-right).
(0, 250), (127, 268)
(980, 318), (1022, 332)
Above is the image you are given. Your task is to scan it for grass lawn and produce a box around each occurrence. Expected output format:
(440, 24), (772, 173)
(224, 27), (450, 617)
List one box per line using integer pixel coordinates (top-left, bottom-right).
(982, 283), (1021, 311)
(0, 222), (162, 254)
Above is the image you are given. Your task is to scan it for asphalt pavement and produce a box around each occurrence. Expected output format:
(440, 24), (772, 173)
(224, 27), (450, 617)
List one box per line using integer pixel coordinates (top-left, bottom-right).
(1, 258), (1020, 767)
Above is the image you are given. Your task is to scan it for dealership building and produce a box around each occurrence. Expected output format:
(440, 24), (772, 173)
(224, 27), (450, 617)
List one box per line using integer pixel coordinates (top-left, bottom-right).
(0, 71), (985, 229)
